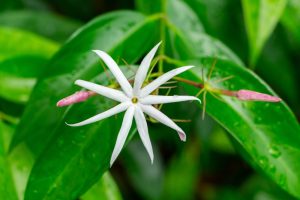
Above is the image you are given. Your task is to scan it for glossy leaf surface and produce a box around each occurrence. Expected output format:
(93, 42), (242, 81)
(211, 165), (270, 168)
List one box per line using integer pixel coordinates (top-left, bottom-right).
(166, 0), (243, 66)
(0, 56), (47, 103)
(0, 10), (82, 42)
(12, 11), (158, 200)
(0, 121), (18, 200)
(0, 27), (59, 61)
(241, 0), (287, 66)
(180, 58), (300, 198)
(81, 172), (122, 200)
(281, 0), (300, 45)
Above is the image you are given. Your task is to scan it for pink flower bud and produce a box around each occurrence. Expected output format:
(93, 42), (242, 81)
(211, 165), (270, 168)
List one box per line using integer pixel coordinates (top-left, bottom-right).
(236, 90), (281, 102)
(56, 91), (95, 107)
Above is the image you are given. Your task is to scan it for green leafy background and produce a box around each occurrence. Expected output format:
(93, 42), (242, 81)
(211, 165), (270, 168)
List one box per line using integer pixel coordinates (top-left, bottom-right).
(0, 0), (299, 199)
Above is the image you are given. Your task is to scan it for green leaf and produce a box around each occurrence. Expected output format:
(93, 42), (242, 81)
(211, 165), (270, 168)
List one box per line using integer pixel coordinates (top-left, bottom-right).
(136, 0), (243, 65)
(281, 0), (300, 46)
(81, 172), (122, 200)
(241, 175), (297, 200)
(165, 0), (243, 66)
(241, 0), (287, 66)
(0, 0), (49, 11)
(182, 0), (249, 61)
(0, 121), (18, 200)
(0, 55), (47, 103)
(256, 30), (300, 113)
(122, 140), (163, 199)
(135, 0), (161, 15)
(9, 142), (35, 200)
(0, 27), (59, 61)
(180, 57), (300, 198)
(0, 10), (82, 42)
(11, 11), (158, 200)
(161, 139), (200, 200)
(0, 118), (35, 200)
(167, 0), (204, 34)
(0, 0), (23, 11)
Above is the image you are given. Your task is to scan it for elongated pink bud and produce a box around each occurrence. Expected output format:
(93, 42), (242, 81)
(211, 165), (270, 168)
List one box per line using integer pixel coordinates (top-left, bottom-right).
(236, 90), (281, 102)
(57, 91), (95, 107)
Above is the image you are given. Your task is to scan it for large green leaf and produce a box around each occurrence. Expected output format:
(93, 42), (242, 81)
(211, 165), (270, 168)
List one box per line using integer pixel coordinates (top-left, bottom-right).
(0, 10), (82, 42)
(179, 57), (300, 198)
(9, 139), (35, 200)
(182, 0), (249, 62)
(0, 27), (59, 61)
(240, 175), (297, 199)
(81, 172), (122, 200)
(165, 0), (243, 66)
(0, 55), (48, 103)
(135, 0), (243, 65)
(256, 30), (300, 114)
(0, 121), (18, 200)
(281, 0), (300, 46)
(241, 0), (287, 66)
(11, 11), (158, 200)
(0, 120), (35, 200)
(135, 0), (161, 15)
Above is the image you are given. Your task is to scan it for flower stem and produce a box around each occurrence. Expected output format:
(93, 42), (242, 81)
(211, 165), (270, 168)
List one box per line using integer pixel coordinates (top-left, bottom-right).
(172, 76), (204, 88)
(158, 1), (167, 74)
(0, 112), (18, 125)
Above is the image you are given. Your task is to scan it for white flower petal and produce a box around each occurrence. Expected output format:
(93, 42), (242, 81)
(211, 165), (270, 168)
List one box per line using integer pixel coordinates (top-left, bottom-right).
(140, 104), (186, 141)
(140, 95), (201, 105)
(66, 102), (130, 127)
(75, 79), (128, 102)
(110, 106), (135, 166)
(140, 66), (194, 97)
(133, 42), (161, 95)
(134, 106), (154, 163)
(93, 50), (133, 96)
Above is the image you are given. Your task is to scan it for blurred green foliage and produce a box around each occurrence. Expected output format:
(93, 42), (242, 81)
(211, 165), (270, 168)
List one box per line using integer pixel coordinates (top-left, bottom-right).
(0, 0), (299, 200)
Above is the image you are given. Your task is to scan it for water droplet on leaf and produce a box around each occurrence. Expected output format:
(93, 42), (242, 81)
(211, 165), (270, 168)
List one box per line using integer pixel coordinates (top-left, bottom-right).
(258, 157), (268, 169)
(269, 145), (281, 158)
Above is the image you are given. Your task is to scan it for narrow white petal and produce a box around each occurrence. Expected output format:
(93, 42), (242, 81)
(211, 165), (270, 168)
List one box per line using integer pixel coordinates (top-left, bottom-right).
(93, 50), (133, 96)
(134, 106), (154, 163)
(67, 102), (130, 127)
(75, 79), (128, 102)
(133, 42), (161, 95)
(140, 104), (186, 141)
(140, 95), (201, 105)
(110, 106), (135, 166)
(140, 66), (194, 97)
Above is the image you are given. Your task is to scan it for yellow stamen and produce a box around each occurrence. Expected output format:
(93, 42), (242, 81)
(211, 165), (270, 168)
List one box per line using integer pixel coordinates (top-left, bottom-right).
(131, 97), (138, 104)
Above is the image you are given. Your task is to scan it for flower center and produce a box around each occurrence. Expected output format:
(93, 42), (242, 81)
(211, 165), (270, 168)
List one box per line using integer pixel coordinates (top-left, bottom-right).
(131, 97), (138, 104)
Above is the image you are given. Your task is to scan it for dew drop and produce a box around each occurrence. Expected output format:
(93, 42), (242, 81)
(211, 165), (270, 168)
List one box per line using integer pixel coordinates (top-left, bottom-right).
(256, 116), (262, 123)
(265, 103), (270, 108)
(269, 164), (276, 175)
(233, 121), (239, 127)
(92, 153), (97, 158)
(258, 157), (268, 169)
(278, 174), (287, 189)
(269, 145), (281, 158)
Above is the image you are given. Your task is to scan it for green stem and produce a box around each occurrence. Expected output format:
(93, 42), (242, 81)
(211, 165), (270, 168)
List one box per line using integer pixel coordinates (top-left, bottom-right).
(0, 112), (18, 125)
(158, 0), (167, 73)
(172, 77), (204, 88)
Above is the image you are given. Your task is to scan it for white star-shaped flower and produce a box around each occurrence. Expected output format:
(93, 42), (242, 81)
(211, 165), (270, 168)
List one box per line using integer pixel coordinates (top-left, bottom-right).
(67, 42), (200, 166)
